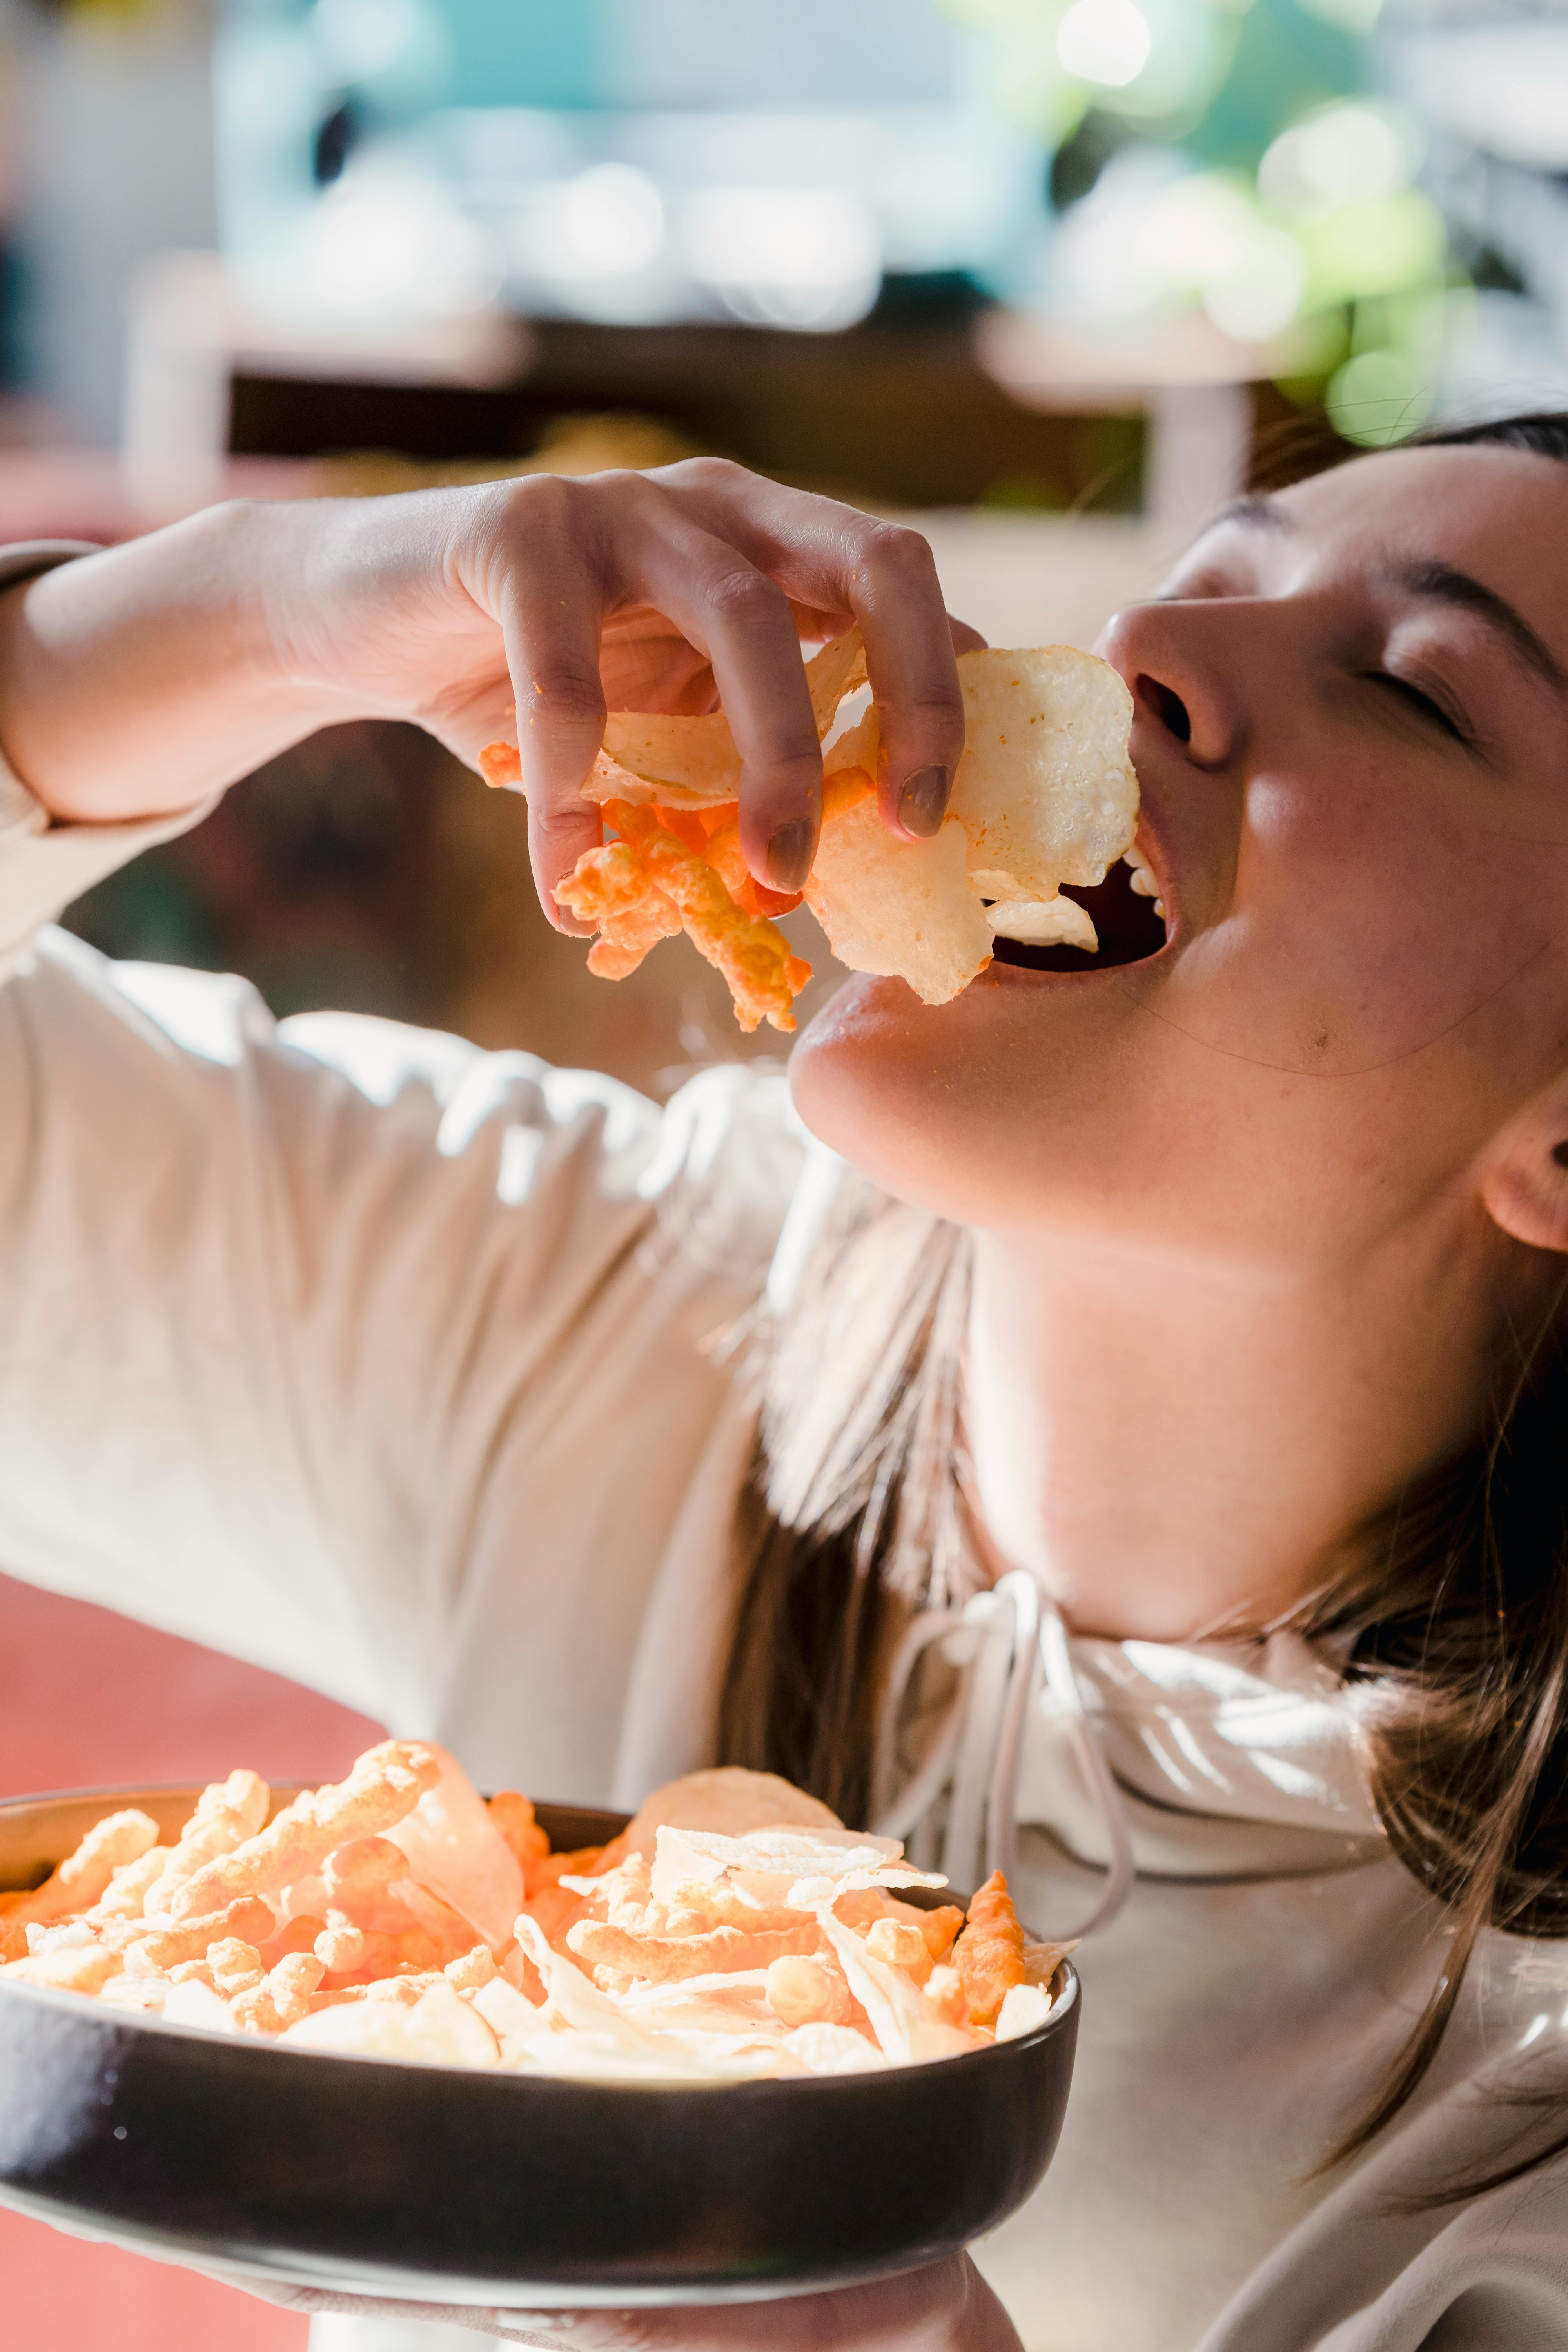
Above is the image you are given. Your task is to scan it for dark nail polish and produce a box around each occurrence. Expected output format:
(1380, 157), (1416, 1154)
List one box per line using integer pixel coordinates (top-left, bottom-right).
(898, 764), (949, 837)
(766, 818), (814, 893)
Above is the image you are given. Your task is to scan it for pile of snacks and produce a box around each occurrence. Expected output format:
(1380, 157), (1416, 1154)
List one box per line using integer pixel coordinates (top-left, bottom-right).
(0, 1753), (1066, 2082)
(479, 632), (1138, 1031)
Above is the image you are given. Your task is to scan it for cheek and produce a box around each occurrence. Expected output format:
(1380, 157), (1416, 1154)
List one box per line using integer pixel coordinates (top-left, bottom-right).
(1147, 763), (1568, 1076)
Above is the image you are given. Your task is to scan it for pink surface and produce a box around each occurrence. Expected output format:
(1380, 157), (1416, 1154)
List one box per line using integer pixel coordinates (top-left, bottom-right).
(1, 1568), (388, 2350)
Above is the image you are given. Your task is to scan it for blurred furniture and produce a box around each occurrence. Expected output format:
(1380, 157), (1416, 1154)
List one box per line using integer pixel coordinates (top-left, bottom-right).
(123, 250), (528, 514)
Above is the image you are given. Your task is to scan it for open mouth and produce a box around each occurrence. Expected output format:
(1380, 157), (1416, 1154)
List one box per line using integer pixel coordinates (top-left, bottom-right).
(990, 850), (1170, 974)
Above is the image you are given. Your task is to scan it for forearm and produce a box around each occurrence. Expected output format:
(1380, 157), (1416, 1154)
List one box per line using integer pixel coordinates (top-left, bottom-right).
(0, 502), (358, 825)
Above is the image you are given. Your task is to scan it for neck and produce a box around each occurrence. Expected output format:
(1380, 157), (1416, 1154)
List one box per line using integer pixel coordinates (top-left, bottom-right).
(964, 1218), (1506, 1643)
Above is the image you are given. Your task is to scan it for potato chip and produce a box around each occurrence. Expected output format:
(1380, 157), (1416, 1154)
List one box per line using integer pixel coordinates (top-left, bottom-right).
(607, 1766), (844, 1867)
(988, 896), (1098, 952)
(805, 628), (869, 736)
(590, 713), (741, 810)
(284, 1977), (501, 2069)
(996, 1981), (1055, 2041)
(815, 1909), (978, 2067)
(781, 2022), (890, 2075)
(381, 1742), (523, 1950)
(804, 776), (995, 1007)
(951, 648), (1136, 901)
(579, 628), (867, 813)
(162, 1977), (240, 2034)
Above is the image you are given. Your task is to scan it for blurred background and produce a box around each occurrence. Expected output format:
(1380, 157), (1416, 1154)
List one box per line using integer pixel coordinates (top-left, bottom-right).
(2, 0), (1565, 2341)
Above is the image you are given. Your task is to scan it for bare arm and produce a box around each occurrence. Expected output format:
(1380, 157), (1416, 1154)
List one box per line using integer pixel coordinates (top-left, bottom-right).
(0, 465), (971, 924)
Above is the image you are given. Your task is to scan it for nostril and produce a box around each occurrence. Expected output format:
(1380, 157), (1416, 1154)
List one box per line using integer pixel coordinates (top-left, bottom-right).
(1137, 674), (1192, 744)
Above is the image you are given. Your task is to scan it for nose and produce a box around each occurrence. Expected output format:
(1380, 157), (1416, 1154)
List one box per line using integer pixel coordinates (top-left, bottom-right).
(1099, 601), (1250, 773)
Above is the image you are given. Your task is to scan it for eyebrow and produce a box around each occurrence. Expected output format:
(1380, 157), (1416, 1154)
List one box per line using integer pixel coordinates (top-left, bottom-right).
(1207, 493), (1297, 535)
(1389, 558), (1568, 701)
(1213, 501), (1568, 701)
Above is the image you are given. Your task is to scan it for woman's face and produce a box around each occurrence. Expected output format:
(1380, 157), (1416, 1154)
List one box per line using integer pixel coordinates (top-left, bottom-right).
(791, 444), (1568, 1265)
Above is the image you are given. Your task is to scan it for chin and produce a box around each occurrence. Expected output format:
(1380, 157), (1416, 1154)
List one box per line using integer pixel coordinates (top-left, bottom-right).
(787, 972), (1099, 1229)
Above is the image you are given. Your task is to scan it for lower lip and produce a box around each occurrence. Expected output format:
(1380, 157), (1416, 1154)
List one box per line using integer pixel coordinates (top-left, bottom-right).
(983, 929), (1175, 984)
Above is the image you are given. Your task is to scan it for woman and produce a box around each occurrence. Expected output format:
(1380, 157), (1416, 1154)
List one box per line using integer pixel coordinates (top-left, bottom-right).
(2, 419), (1568, 2352)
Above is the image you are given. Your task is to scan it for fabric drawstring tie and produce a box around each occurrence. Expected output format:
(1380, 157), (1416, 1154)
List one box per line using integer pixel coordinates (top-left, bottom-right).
(871, 1569), (1134, 1943)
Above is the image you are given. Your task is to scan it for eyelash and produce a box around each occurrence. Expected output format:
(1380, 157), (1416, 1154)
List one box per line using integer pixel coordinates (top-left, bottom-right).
(1364, 671), (1468, 744)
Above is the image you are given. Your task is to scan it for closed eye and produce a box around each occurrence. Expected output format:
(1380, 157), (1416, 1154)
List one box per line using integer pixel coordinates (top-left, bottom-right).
(1364, 670), (1468, 744)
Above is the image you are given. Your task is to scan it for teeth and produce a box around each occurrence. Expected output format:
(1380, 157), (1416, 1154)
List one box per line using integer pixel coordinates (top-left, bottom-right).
(1123, 848), (1167, 927)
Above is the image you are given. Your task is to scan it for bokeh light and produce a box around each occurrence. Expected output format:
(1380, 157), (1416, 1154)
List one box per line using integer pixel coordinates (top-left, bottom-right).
(1056, 0), (1152, 91)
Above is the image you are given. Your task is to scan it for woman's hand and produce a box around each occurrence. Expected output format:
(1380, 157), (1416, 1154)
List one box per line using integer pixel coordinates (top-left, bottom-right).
(256, 2252), (1022, 2351)
(0, 461), (976, 929)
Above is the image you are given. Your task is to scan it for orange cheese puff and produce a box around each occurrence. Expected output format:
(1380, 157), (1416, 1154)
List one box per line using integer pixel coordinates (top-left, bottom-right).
(955, 1870), (1026, 2027)
(478, 742), (523, 789)
(147, 1769), (270, 1912)
(560, 802), (810, 1032)
(0, 1922), (26, 1965)
(567, 1917), (821, 1984)
(89, 1847), (174, 1924)
(1, 1942), (120, 1995)
(586, 895), (684, 980)
(169, 1741), (439, 1921)
(765, 1953), (853, 2028)
(660, 1884), (809, 1938)
(261, 1913), (328, 1962)
(835, 1888), (962, 1963)
(519, 1881), (589, 1944)
(204, 1938), (266, 1996)
(230, 1951), (325, 2034)
(321, 1835), (412, 1928)
(521, 1844), (604, 1898)
(1, 1810), (160, 1930)
(124, 1895), (277, 1976)
(864, 1918), (934, 1986)
(314, 1922), (445, 1983)
(487, 1792), (550, 1872)
(914, 1903), (965, 1965)
(445, 1944), (497, 1992)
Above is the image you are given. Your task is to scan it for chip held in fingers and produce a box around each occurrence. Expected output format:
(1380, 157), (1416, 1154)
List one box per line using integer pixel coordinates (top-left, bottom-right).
(480, 629), (1136, 1027)
(1, 1750), (1064, 2083)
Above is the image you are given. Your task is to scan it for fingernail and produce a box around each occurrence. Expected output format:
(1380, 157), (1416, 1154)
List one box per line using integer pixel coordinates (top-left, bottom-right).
(898, 765), (949, 837)
(766, 818), (814, 893)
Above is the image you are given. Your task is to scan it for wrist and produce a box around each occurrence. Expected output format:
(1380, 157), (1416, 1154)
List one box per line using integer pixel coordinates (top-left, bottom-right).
(0, 501), (356, 827)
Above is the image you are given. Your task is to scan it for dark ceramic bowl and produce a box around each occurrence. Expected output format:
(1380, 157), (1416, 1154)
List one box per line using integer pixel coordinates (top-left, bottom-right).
(0, 1784), (1078, 2311)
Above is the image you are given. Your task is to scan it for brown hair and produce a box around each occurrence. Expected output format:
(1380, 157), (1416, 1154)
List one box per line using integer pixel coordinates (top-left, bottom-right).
(717, 410), (1568, 2189)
